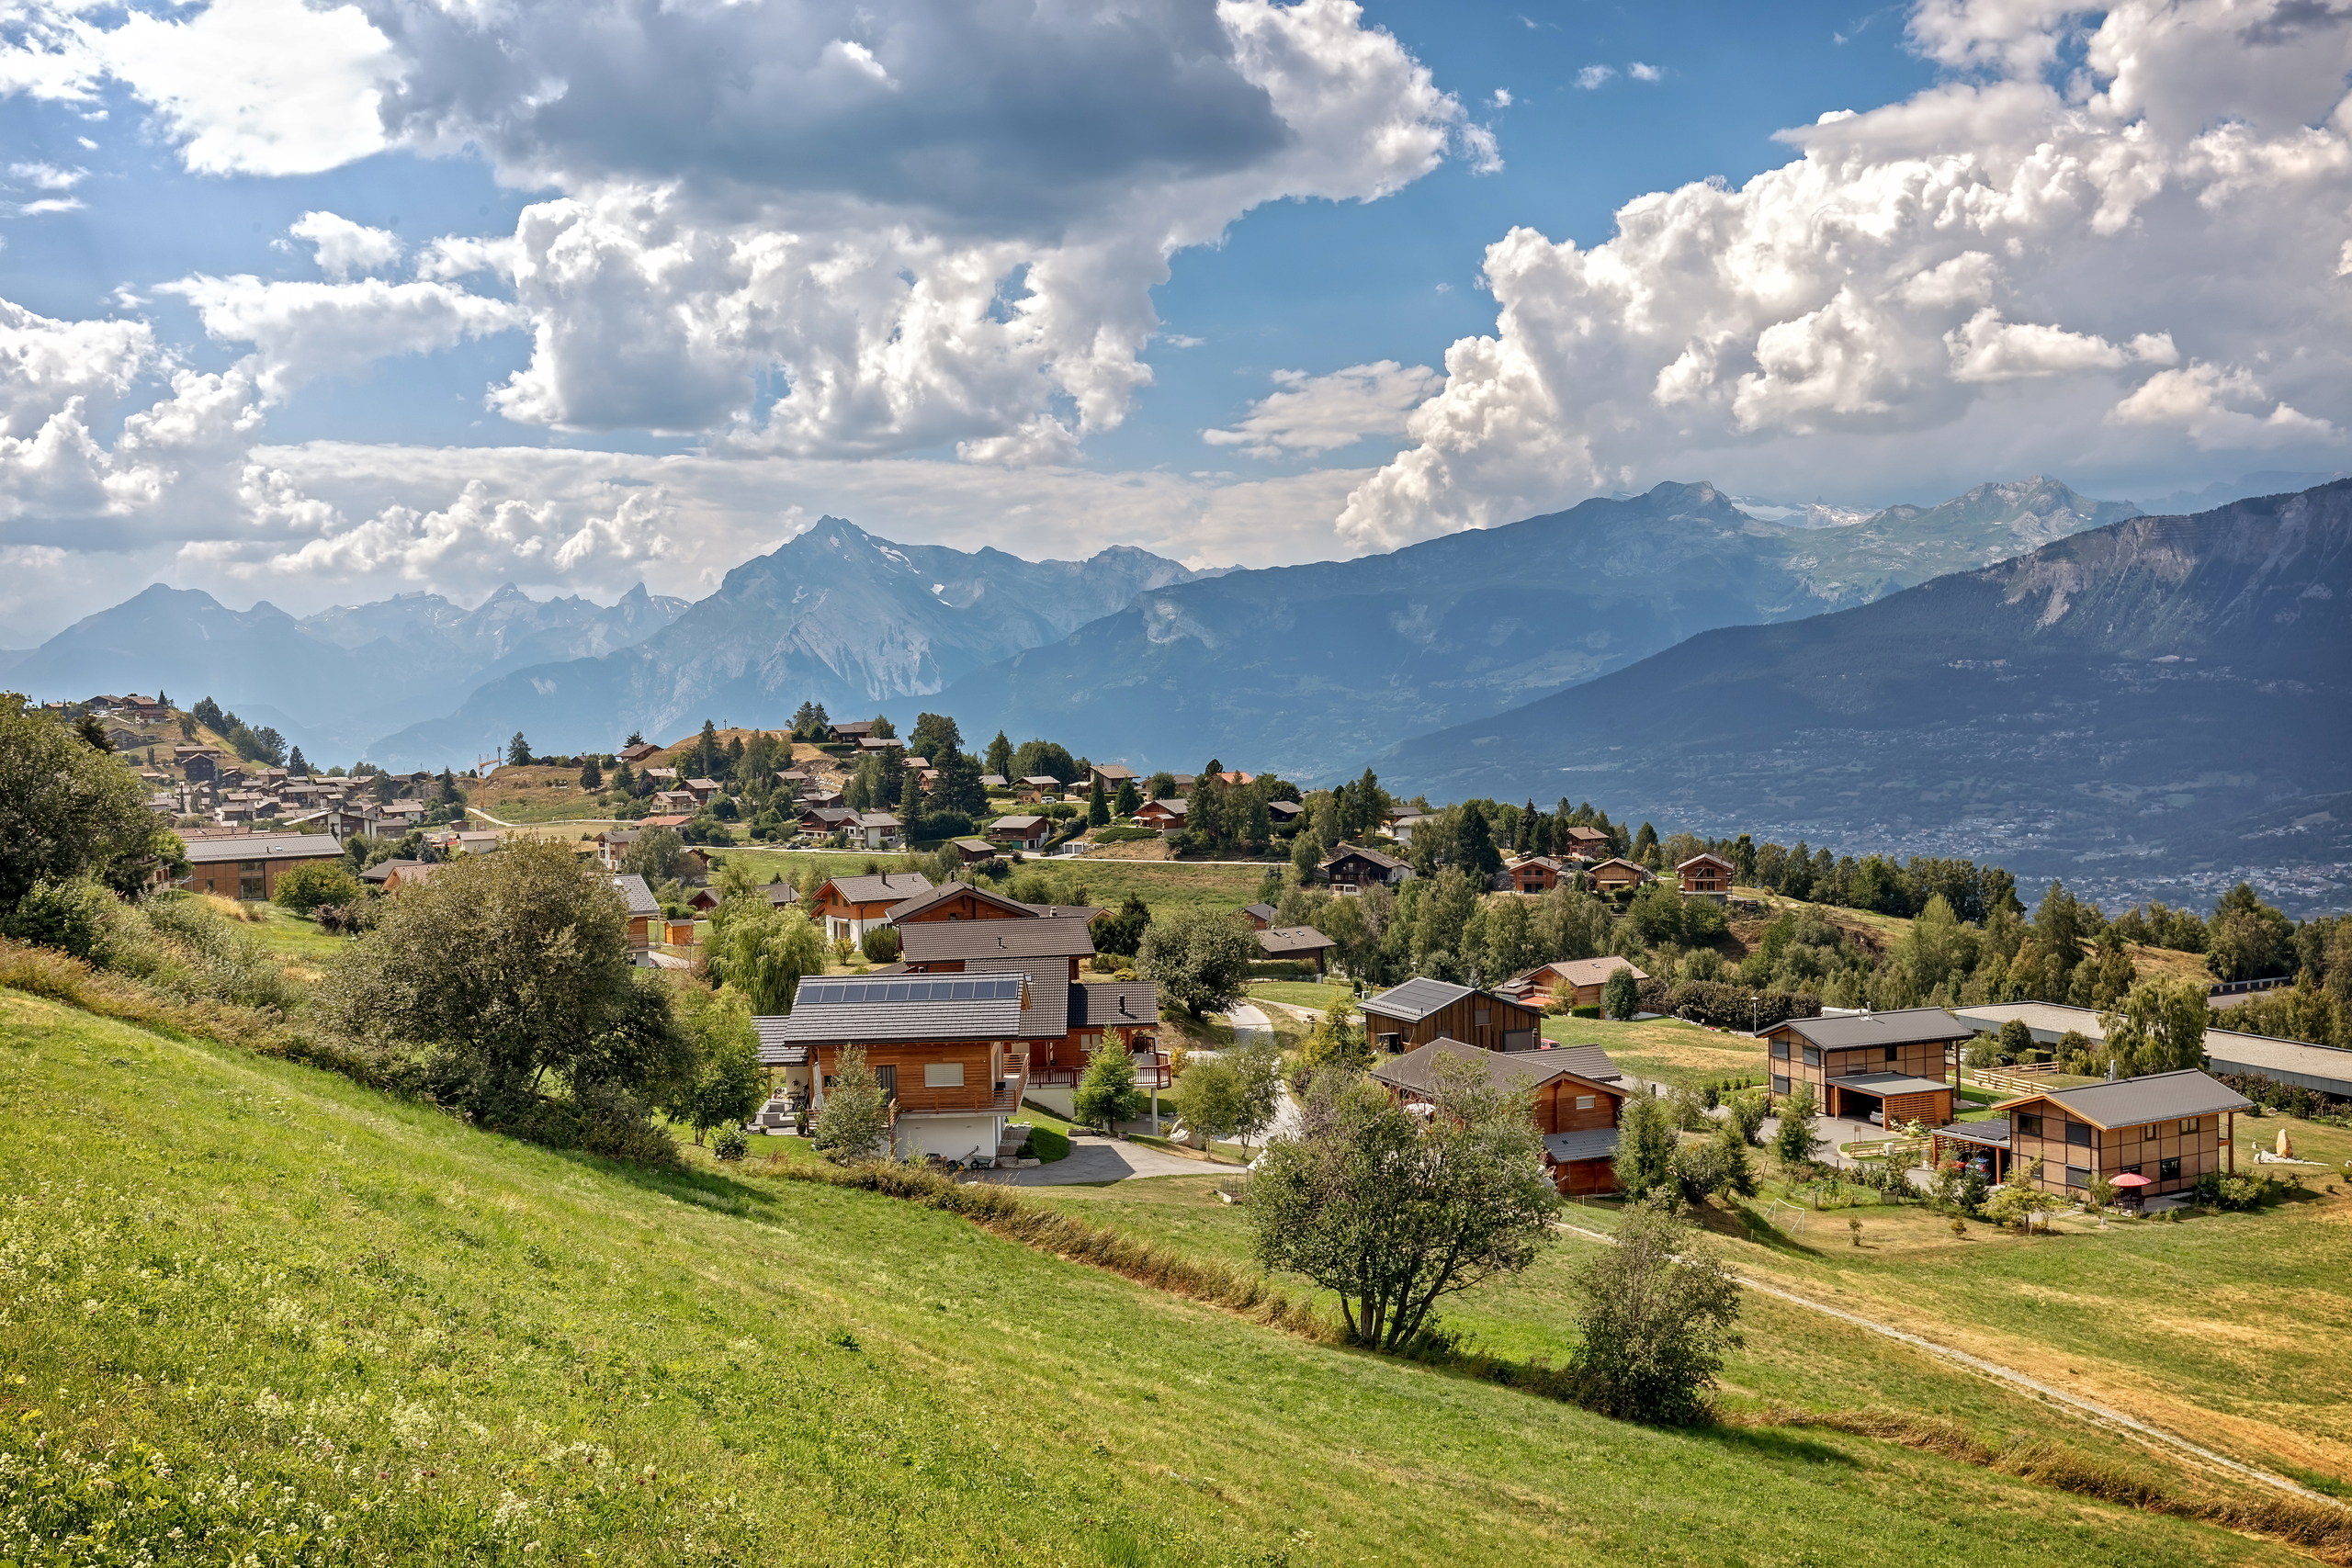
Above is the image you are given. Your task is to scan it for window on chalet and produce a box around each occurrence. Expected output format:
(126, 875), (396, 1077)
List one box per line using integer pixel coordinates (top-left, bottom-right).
(1576, 1095), (1596, 1111)
(2065, 1166), (2090, 1188)
(1474, 1010), (1490, 1026)
(2065, 1122), (2092, 1147)
(1771, 1075), (1790, 1095)
(2179, 1117), (2200, 1134)
(1770, 1039), (1789, 1059)
(1883, 1045), (1897, 1061)
(922, 1062), (965, 1089)
(2015, 1112), (2043, 1137)
(1801, 1045), (1820, 1066)
(2160, 1156), (2181, 1181)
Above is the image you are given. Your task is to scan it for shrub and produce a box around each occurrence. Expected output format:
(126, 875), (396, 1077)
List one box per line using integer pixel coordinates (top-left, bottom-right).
(1568, 1197), (1742, 1425)
(1571, 1003), (1602, 1019)
(1600, 965), (1641, 1020)
(1, 876), (124, 961)
(859, 923), (900, 963)
(712, 1127), (750, 1161)
(273, 861), (363, 915)
(1665, 981), (1821, 1032)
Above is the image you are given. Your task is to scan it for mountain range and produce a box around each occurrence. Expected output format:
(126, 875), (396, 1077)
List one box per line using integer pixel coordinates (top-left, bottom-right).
(0, 581), (690, 761)
(934, 476), (2143, 778)
(1376, 483), (2352, 915)
(366, 523), (1204, 768)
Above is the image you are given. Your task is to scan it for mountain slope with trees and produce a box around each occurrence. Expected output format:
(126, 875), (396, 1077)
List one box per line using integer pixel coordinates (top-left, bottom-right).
(1375, 481), (2352, 914)
(938, 477), (2140, 780)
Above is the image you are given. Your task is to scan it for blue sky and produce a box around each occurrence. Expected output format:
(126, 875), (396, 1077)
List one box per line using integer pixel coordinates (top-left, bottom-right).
(1, 0), (2346, 634)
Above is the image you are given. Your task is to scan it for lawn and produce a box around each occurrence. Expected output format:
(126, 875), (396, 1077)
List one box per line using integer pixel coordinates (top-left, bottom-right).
(0, 987), (2299, 1567)
(1539, 1012), (1769, 1087)
(1243, 979), (1353, 1014)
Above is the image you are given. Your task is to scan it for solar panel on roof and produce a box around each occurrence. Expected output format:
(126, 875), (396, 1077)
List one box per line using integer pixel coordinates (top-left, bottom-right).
(796, 975), (1019, 1007)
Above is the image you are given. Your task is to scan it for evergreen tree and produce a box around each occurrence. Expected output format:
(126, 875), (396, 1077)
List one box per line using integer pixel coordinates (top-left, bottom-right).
(1087, 775), (1110, 827)
(867, 714), (897, 739)
(288, 746), (309, 775)
(1457, 806), (1501, 877)
(625, 729), (644, 747)
(579, 755), (605, 791)
(438, 770), (463, 807)
(810, 1045), (891, 1162)
(986, 730), (1013, 780)
(910, 712), (962, 763)
(1073, 1030), (1148, 1131)
(898, 768), (926, 840)
(1113, 777), (1140, 816)
(507, 731), (532, 767)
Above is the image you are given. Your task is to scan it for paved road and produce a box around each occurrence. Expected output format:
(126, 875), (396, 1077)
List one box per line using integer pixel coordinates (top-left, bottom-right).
(1225, 1002), (1274, 1044)
(990, 1134), (1228, 1186)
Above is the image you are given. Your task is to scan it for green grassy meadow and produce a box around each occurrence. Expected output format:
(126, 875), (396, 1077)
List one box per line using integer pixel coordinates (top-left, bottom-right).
(1, 986), (2312, 1566)
(1538, 1012), (1769, 1087)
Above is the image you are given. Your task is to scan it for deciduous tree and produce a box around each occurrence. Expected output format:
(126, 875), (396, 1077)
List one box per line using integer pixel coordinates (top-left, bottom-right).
(1249, 1060), (1556, 1351)
(1137, 908), (1255, 1018)
(1568, 1197), (1743, 1424)
(811, 1044), (890, 1162)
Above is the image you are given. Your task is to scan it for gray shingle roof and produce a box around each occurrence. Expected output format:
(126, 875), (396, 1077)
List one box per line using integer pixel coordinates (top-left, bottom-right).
(816, 872), (933, 907)
(885, 881), (1036, 922)
(1932, 1118), (2010, 1148)
(1825, 1070), (1951, 1097)
(1258, 926), (1336, 956)
(2199, 1031), (2352, 1097)
(610, 874), (660, 917)
(752, 1016), (808, 1066)
(1325, 843), (1406, 873)
(1543, 1128), (1622, 1165)
(899, 919), (1094, 963)
(1362, 976), (1476, 1022)
(771, 973), (1027, 1044)
(1781, 1007), (1973, 1050)
(181, 835), (345, 865)
(2007, 1068), (2254, 1129)
(968, 955), (1070, 1037)
(1538, 1043), (1622, 1084)
(1242, 903), (1278, 922)
(1371, 1036), (1618, 1098)
(1070, 981), (1159, 1030)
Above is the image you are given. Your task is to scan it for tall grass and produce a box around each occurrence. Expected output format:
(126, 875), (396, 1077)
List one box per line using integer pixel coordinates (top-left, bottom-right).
(779, 1160), (1334, 1337)
(1748, 1407), (2352, 1562)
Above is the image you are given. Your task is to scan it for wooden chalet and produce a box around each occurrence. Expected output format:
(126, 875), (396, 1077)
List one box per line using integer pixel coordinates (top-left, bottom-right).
(1762, 1007), (1971, 1126)
(1240, 902), (1278, 930)
(951, 838), (998, 865)
(808, 871), (933, 943)
(1498, 956), (1650, 1009)
(1257, 925), (1337, 976)
(1361, 976), (1543, 1055)
(1501, 855), (1570, 895)
(826, 720), (878, 744)
(888, 880), (1038, 925)
(1678, 852), (1734, 898)
(617, 740), (662, 763)
(1016, 774), (1064, 801)
(1089, 762), (1140, 791)
(1266, 799), (1303, 827)
(852, 811), (903, 850)
(1321, 843), (1410, 893)
(797, 804), (857, 837)
(987, 813), (1049, 851)
(179, 835), (345, 900)
(1558, 825), (1611, 860)
(1134, 797), (1186, 832)
(1586, 857), (1652, 894)
(891, 907), (1162, 1089)
(1944, 1069), (2253, 1199)
(1371, 1038), (1628, 1195)
(979, 773), (1010, 791)
(763, 973), (1034, 1166)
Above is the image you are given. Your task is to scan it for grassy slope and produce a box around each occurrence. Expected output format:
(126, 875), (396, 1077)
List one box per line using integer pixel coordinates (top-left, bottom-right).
(1539, 1013), (1769, 1088)
(1034, 1135), (2352, 1498)
(0, 989), (2288, 1568)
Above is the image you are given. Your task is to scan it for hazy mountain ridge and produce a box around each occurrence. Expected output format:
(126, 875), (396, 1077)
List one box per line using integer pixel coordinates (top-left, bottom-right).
(1375, 480), (2352, 913)
(367, 522), (1202, 768)
(935, 476), (2143, 780)
(5, 581), (691, 761)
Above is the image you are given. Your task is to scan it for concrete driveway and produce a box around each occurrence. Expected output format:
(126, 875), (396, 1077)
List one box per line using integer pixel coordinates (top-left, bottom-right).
(989, 1134), (1230, 1186)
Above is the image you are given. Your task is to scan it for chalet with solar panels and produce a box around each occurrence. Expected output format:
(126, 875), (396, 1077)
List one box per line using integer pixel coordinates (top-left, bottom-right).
(763, 973), (1033, 1165)
(1760, 1007), (1972, 1127)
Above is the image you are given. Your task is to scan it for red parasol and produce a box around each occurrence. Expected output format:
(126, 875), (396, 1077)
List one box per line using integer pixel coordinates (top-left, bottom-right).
(2109, 1172), (2153, 1188)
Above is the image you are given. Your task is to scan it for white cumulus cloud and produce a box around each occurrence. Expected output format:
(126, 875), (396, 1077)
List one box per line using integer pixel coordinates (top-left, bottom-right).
(1338, 0), (2352, 547)
(1204, 361), (1443, 457)
(288, 211), (403, 281)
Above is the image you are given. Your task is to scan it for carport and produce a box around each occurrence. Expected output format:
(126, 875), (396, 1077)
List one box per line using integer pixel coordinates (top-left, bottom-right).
(1823, 1070), (1953, 1127)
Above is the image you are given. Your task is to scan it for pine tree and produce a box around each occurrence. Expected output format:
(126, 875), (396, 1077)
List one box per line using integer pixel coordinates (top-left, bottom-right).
(987, 730), (1013, 780)
(899, 767), (925, 840)
(579, 755), (605, 791)
(288, 746), (309, 775)
(1088, 775), (1109, 827)
(507, 731), (532, 767)
(1113, 777), (1139, 816)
